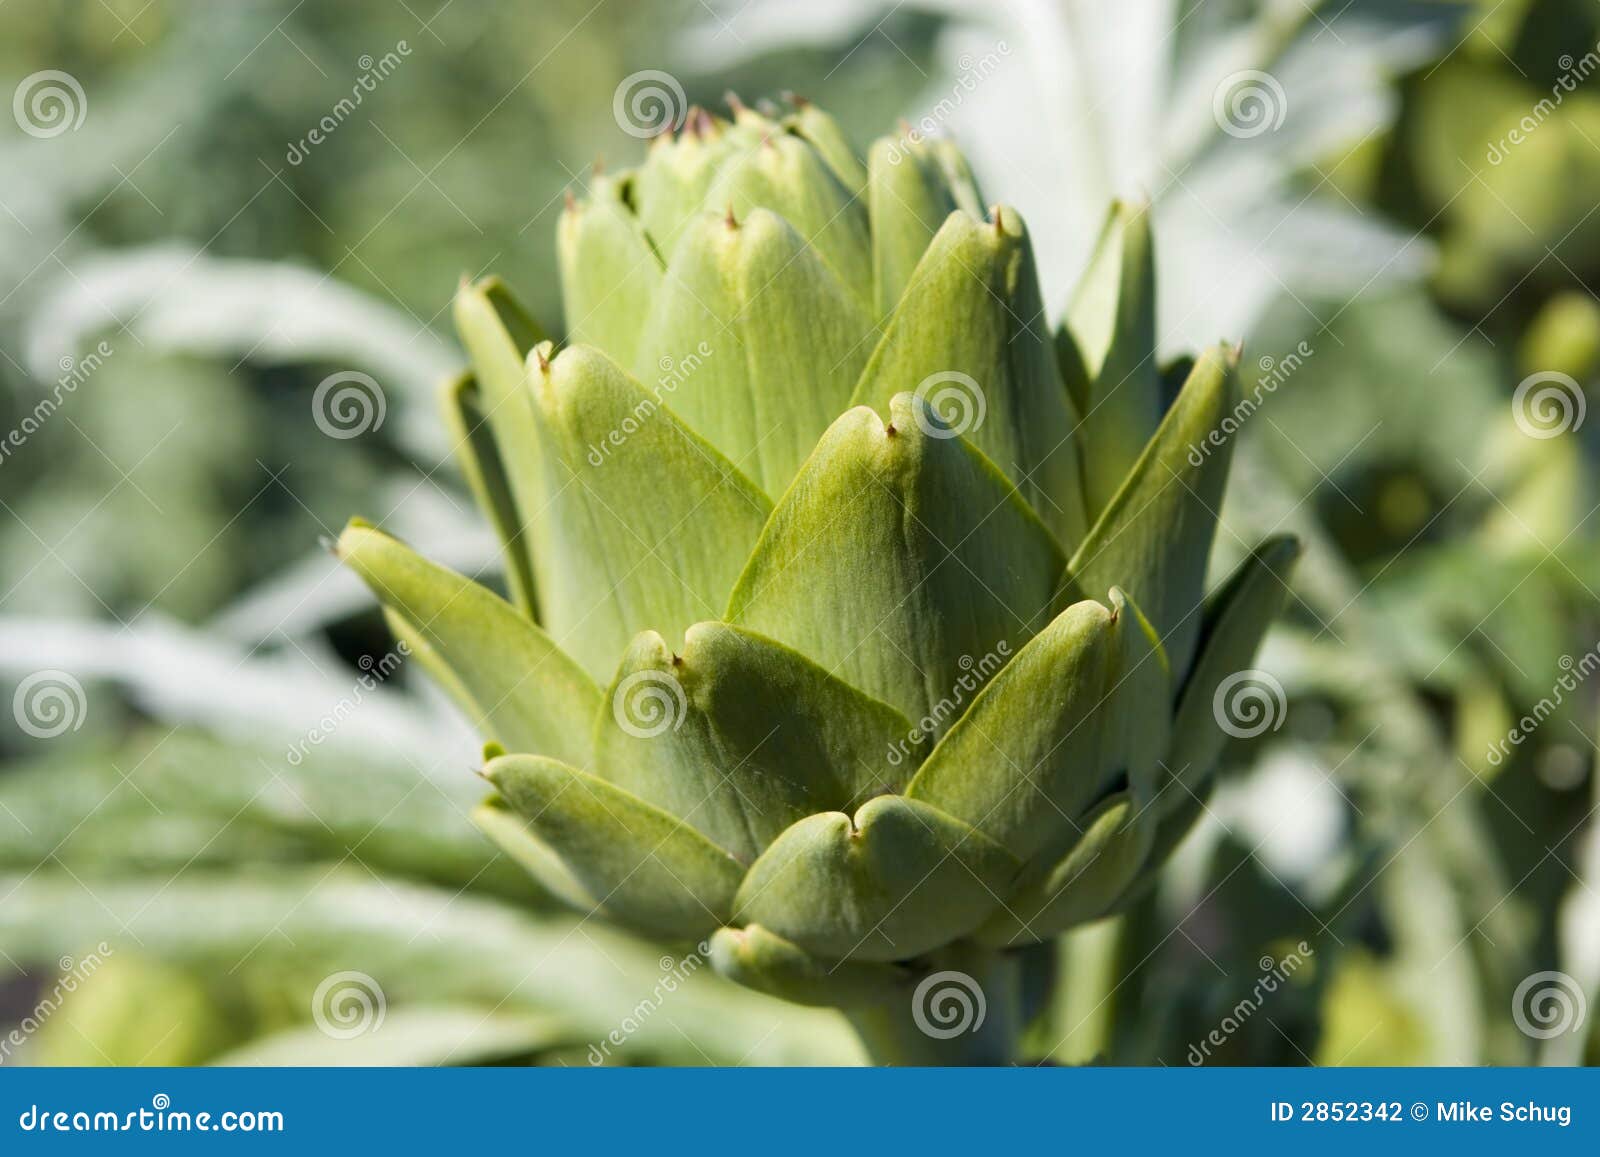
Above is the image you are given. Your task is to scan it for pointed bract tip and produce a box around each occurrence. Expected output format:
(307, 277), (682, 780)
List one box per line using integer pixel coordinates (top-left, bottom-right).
(592, 154), (606, 175)
(318, 533), (338, 556)
(725, 90), (746, 114)
(563, 189), (577, 212)
(785, 91), (811, 108)
(724, 203), (738, 229)
(534, 345), (552, 373)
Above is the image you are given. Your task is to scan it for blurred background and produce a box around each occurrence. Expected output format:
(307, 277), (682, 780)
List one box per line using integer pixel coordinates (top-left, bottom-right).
(0, 0), (1596, 1066)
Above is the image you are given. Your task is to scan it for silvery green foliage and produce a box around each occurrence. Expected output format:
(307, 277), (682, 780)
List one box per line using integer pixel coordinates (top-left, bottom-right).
(339, 101), (1297, 1063)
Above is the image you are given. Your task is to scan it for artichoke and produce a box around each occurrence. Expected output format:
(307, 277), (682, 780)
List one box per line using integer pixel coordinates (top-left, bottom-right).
(337, 97), (1299, 1064)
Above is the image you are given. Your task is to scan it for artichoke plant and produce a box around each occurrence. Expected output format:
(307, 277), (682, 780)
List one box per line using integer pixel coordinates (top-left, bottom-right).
(337, 97), (1298, 1064)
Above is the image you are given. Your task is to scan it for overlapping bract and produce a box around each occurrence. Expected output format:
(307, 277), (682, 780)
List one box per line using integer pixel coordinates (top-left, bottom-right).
(340, 99), (1297, 1007)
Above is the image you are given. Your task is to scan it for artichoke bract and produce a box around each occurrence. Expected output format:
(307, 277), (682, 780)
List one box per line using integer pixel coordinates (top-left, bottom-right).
(337, 98), (1298, 1064)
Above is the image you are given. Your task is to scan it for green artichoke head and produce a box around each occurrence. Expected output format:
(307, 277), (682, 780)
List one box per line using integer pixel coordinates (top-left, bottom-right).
(338, 98), (1298, 1020)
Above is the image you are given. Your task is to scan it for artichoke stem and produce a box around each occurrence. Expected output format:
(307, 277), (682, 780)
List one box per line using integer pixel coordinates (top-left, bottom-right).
(844, 942), (1027, 1066)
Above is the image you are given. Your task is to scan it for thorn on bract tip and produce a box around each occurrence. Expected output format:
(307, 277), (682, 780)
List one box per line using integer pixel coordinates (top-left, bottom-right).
(535, 346), (551, 373)
(786, 91), (810, 108)
(318, 534), (338, 556)
(592, 155), (606, 175)
(725, 90), (746, 115)
(724, 204), (738, 229)
(563, 189), (577, 212)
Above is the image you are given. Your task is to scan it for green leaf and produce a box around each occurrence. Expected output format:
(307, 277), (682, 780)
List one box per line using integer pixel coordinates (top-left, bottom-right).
(483, 754), (745, 940)
(524, 342), (773, 683)
(1166, 535), (1301, 800)
(784, 99), (867, 192)
(733, 795), (1017, 962)
(867, 136), (982, 317)
(453, 277), (552, 615)
(704, 131), (873, 305)
(709, 923), (908, 1007)
(1066, 344), (1239, 679)
(438, 371), (537, 617)
(905, 589), (1167, 862)
(727, 392), (1064, 739)
(558, 171), (663, 369)
(337, 521), (599, 767)
(632, 119), (750, 260)
(214, 1006), (577, 1067)
(1066, 201), (1164, 518)
(850, 206), (1087, 549)
(594, 622), (916, 864)
(632, 207), (876, 496)
(976, 793), (1154, 946)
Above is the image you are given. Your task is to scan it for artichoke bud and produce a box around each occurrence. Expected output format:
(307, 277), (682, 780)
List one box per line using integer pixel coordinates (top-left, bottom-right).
(1065, 200), (1165, 519)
